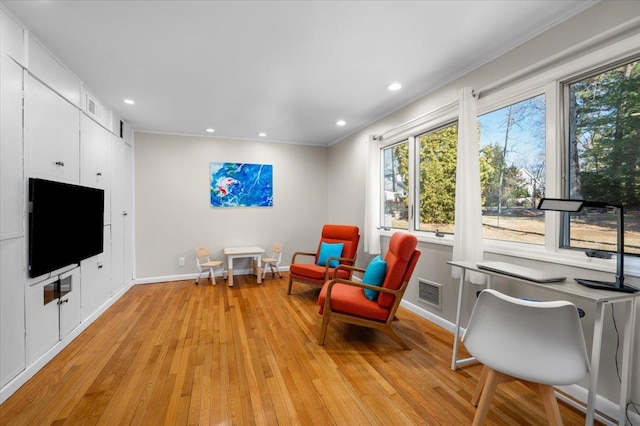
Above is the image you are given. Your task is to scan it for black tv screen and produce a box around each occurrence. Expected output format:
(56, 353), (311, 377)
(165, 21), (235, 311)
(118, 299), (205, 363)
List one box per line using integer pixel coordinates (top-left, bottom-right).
(28, 178), (104, 278)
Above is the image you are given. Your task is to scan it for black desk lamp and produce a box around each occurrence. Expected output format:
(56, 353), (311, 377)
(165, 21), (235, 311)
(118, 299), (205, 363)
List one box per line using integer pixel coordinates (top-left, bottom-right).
(537, 198), (638, 293)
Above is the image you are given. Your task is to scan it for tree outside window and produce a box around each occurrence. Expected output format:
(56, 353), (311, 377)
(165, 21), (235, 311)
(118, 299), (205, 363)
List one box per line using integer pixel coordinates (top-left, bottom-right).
(478, 94), (546, 245)
(417, 124), (458, 233)
(567, 59), (640, 255)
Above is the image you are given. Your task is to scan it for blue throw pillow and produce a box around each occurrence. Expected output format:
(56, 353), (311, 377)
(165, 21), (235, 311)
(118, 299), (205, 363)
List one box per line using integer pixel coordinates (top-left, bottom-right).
(363, 255), (387, 301)
(317, 242), (344, 268)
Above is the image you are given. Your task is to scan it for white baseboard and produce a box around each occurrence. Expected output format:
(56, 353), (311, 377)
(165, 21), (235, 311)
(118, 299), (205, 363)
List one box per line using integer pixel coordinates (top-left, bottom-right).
(133, 267), (290, 286)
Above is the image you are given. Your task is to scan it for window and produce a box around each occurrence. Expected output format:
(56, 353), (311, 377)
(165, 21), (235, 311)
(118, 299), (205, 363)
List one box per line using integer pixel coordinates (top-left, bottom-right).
(417, 123), (458, 233)
(382, 141), (409, 229)
(565, 58), (640, 255)
(478, 94), (546, 245)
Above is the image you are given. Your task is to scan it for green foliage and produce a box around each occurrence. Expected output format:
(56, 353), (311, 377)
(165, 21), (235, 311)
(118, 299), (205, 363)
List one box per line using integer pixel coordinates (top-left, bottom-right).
(419, 125), (458, 224)
(570, 60), (640, 207)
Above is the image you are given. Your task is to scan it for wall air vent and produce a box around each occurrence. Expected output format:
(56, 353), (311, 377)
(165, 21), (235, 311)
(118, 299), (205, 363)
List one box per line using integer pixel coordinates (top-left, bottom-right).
(418, 279), (441, 309)
(86, 95), (102, 120)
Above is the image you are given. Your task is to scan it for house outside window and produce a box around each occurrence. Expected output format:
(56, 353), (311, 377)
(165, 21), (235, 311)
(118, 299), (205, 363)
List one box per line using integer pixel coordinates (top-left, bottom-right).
(382, 141), (409, 229)
(478, 94), (546, 245)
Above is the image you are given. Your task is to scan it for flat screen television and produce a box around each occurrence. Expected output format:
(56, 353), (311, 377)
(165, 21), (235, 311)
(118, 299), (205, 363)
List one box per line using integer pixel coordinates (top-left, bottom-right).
(28, 178), (104, 278)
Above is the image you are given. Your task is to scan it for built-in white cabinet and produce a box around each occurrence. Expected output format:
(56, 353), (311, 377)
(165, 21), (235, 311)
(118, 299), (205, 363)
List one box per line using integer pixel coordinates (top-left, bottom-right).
(80, 226), (112, 320)
(111, 136), (133, 295)
(25, 74), (80, 183)
(81, 114), (112, 224)
(58, 270), (81, 339)
(0, 15), (134, 404)
(0, 54), (23, 240)
(0, 238), (25, 388)
(26, 268), (81, 364)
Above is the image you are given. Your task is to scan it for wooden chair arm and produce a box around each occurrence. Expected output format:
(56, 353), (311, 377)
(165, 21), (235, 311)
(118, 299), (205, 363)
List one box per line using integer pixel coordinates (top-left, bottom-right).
(330, 264), (366, 279)
(290, 251), (316, 264)
(324, 257), (359, 280)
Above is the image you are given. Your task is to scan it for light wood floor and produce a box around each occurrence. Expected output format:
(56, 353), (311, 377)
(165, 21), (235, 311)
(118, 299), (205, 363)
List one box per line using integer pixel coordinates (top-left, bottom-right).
(1, 274), (592, 425)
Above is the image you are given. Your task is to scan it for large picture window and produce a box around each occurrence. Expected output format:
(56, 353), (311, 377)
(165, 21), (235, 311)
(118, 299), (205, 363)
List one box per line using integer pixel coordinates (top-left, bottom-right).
(478, 95), (546, 245)
(566, 58), (640, 255)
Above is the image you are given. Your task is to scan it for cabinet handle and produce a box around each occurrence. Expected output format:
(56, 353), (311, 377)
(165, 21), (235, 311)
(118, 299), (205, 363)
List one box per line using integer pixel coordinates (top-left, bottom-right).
(57, 298), (69, 305)
(98, 264), (103, 269)
(123, 211), (128, 216)
(96, 172), (102, 176)
(55, 161), (65, 167)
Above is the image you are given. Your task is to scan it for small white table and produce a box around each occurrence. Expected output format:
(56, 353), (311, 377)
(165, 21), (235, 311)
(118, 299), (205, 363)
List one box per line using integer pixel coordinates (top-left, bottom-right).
(448, 260), (638, 426)
(224, 246), (266, 287)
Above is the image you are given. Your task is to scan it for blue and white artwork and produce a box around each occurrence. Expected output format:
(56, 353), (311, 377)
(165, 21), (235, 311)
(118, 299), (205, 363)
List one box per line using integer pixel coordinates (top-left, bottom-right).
(210, 162), (273, 207)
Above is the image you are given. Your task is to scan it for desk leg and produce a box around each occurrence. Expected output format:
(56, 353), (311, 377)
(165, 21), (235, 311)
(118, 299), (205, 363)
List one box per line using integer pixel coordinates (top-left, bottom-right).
(451, 269), (466, 370)
(586, 301), (605, 426)
(256, 256), (262, 284)
(618, 298), (636, 425)
(227, 257), (234, 287)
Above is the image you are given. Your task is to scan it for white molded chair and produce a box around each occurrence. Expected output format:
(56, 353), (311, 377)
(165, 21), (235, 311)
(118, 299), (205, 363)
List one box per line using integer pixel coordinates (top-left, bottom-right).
(462, 289), (590, 426)
(262, 242), (283, 279)
(195, 246), (226, 285)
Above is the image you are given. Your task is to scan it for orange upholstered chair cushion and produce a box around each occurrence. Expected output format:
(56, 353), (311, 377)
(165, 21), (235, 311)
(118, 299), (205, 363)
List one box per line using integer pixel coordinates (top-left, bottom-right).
(318, 282), (390, 321)
(289, 263), (352, 284)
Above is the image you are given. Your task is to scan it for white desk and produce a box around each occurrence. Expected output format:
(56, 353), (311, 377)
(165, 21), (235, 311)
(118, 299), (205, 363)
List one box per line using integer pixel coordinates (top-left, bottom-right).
(448, 260), (638, 426)
(224, 246), (266, 287)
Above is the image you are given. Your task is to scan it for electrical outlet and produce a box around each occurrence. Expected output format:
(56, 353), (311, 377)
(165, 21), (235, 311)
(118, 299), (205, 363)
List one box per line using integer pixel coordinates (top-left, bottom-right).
(178, 257), (185, 266)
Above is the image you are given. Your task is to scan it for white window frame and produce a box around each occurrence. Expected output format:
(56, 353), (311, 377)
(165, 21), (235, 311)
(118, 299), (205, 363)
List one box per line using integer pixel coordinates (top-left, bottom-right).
(379, 102), (459, 239)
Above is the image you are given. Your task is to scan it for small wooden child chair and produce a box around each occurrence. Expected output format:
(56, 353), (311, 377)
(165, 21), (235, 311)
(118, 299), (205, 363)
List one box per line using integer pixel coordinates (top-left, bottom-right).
(195, 246), (226, 285)
(262, 242), (283, 279)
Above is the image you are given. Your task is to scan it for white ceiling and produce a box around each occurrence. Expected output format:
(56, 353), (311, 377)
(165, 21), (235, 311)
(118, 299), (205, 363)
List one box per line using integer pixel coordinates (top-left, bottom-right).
(3, 1), (597, 146)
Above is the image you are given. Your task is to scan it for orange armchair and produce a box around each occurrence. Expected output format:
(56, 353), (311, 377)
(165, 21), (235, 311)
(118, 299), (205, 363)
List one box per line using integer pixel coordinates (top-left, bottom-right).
(287, 224), (360, 294)
(317, 231), (420, 349)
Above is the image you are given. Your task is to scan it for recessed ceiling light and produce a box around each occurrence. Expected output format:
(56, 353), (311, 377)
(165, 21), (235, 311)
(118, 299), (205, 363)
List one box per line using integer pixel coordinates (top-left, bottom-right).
(387, 82), (402, 91)
(336, 120), (346, 126)
(124, 99), (135, 105)
(258, 132), (267, 137)
(205, 128), (215, 133)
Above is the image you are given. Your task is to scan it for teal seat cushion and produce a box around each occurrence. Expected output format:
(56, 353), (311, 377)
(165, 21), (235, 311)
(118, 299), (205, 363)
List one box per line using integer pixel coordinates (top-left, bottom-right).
(317, 242), (344, 268)
(363, 255), (387, 301)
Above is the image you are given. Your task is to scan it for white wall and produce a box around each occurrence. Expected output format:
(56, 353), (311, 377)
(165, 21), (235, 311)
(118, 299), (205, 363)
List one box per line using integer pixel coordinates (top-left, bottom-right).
(134, 132), (330, 279)
(326, 0), (640, 420)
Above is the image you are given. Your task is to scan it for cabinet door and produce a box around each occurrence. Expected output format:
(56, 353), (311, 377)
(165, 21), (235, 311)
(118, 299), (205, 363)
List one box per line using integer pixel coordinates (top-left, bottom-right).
(59, 268), (81, 339)
(0, 238), (25, 387)
(25, 75), (80, 183)
(111, 138), (125, 294)
(25, 76), (60, 179)
(123, 143), (133, 284)
(81, 115), (111, 224)
(0, 54), (23, 239)
(56, 102), (80, 183)
(80, 226), (112, 321)
(26, 276), (59, 363)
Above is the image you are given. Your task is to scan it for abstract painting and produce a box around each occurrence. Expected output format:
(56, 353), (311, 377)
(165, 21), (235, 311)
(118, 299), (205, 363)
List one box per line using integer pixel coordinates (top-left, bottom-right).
(210, 162), (273, 207)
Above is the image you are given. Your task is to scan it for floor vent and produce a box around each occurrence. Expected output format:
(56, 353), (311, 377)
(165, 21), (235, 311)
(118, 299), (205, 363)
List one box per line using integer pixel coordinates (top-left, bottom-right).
(418, 279), (441, 309)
